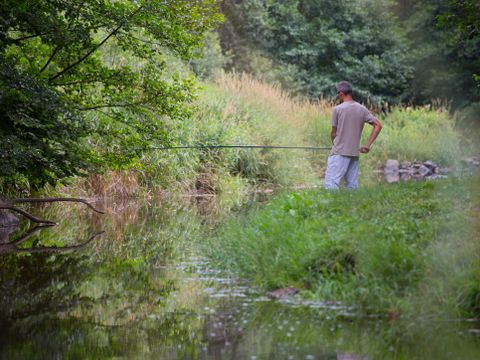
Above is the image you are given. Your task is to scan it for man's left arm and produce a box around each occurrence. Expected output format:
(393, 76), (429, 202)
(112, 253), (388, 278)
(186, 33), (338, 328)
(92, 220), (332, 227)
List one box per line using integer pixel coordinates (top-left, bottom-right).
(360, 119), (382, 153)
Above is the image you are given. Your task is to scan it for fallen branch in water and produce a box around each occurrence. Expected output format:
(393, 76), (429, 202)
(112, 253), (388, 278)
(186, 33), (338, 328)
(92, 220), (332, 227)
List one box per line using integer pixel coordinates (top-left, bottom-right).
(0, 204), (56, 225)
(10, 197), (104, 214)
(0, 197), (104, 225)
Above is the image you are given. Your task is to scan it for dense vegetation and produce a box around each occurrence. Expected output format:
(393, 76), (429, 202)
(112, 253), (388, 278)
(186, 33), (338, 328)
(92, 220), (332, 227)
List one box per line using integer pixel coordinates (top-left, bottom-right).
(1, 0), (478, 192)
(207, 177), (480, 317)
(219, 0), (412, 103)
(0, 0), (221, 188)
(219, 0), (479, 107)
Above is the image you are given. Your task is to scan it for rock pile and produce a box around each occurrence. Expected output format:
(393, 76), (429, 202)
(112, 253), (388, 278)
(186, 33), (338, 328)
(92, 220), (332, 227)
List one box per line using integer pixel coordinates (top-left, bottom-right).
(383, 159), (448, 183)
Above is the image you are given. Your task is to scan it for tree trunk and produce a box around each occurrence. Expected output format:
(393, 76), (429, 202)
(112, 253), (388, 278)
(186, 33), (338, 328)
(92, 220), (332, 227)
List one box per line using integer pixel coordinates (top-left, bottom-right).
(0, 209), (20, 228)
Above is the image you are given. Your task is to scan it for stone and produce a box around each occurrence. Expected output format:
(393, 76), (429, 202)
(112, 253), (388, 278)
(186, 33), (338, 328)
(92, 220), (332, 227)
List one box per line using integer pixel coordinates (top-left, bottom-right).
(462, 157), (480, 166)
(462, 157), (475, 164)
(416, 165), (432, 177)
(266, 287), (300, 300)
(423, 160), (437, 169)
(384, 159), (399, 173)
(399, 173), (412, 181)
(400, 161), (411, 169)
(385, 172), (400, 183)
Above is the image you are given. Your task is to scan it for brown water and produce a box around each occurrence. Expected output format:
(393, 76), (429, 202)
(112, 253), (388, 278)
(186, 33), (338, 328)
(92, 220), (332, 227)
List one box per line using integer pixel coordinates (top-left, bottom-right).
(1, 194), (479, 359)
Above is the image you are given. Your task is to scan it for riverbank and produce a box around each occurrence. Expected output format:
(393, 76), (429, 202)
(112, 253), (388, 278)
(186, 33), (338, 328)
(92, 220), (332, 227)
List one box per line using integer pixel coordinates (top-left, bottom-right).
(2, 73), (474, 204)
(206, 176), (480, 319)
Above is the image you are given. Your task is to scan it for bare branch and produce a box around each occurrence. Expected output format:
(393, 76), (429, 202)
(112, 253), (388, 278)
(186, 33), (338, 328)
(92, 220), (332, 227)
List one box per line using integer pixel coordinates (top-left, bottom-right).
(12, 197), (104, 214)
(9, 224), (55, 246)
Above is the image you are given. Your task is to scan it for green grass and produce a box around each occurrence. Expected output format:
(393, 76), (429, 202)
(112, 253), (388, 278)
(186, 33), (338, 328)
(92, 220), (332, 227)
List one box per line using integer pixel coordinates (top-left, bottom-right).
(206, 177), (480, 317)
(307, 106), (472, 174)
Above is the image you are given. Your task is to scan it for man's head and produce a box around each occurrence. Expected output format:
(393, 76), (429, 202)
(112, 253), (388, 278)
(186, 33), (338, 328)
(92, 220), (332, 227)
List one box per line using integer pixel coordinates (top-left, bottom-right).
(336, 81), (353, 102)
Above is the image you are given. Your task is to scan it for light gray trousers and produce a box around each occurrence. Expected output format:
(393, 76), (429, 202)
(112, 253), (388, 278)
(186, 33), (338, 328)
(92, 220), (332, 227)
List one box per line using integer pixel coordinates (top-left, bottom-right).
(324, 154), (359, 189)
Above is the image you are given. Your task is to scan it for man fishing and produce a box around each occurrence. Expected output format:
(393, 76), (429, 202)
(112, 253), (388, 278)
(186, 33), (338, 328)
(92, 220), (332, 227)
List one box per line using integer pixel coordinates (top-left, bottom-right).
(324, 81), (382, 189)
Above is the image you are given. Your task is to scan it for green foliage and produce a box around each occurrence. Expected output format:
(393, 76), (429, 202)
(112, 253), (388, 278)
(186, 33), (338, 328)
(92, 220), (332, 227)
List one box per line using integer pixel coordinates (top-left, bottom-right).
(0, 0), (221, 188)
(191, 31), (230, 79)
(0, 61), (92, 188)
(191, 76), (318, 186)
(207, 177), (480, 316)
(402, 0), (480, 107)
(219, 0), (412, 104)
(138, 73), (320, 192)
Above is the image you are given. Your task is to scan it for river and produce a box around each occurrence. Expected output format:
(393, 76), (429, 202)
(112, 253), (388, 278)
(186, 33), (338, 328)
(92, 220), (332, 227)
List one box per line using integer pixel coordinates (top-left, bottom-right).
(1, 192), (479, 359)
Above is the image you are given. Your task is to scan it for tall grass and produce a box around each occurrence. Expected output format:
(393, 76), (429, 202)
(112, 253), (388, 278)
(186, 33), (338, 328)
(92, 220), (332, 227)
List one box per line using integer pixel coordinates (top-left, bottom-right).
(206, 177), (480, 317)
(365, 107), (466, 168)
(307, 105), (471, 173)
(40, 74), (472, 199)
(170, 72), (323, 187)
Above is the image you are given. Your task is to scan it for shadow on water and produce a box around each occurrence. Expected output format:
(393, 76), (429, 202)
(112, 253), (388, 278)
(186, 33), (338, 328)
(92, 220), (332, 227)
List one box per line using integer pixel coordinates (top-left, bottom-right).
(0, 192), (479, 359)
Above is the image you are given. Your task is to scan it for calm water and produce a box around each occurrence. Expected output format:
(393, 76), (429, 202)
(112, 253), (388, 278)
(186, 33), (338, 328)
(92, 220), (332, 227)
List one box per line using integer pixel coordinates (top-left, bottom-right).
(1, 194), (479, 359)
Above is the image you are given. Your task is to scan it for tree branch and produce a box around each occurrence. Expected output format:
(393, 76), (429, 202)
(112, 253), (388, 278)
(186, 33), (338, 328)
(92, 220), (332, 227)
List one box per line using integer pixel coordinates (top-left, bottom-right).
(0, 205), (57, 225)
(39, 46), (60, 74)
(48, 5), (144, 83)
(10, 33), (45, 43)
(12, 197), (104, 214)
(12, 231), (104, 254)
(77, 102), (144, 111)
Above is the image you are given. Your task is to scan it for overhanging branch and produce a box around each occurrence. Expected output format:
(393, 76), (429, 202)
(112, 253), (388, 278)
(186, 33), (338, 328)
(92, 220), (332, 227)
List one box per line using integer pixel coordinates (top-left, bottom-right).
(48, 5), (144, 83)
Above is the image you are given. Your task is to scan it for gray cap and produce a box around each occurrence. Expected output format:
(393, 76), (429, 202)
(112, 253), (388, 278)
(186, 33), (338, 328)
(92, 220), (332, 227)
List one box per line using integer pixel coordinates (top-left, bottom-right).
(336, 81), (352, 94)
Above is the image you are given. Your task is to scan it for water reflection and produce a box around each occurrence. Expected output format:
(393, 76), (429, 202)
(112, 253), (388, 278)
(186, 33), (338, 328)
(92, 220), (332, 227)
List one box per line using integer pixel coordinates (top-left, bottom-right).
(0, 224), (103, 255)
(0, 194), (479, 359)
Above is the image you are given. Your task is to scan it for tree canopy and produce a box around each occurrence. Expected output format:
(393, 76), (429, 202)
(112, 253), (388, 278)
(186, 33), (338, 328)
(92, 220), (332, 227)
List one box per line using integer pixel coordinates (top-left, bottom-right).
(403, 0), (480, 107)
(219, 0), (479, 108)
(0, 0), (221, 188)
(219, 0), (413, 104)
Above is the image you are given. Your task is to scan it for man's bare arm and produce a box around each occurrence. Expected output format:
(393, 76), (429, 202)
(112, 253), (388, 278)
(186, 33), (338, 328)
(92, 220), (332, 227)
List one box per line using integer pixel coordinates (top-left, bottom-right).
(360, 119), (382, 153)
(331, 126), (337, 143)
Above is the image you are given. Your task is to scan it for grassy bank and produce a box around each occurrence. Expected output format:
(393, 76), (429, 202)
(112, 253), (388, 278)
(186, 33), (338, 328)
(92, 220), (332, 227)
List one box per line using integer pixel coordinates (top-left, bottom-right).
(206, 176), (480, 318)
(127, 74), (474, 197)
(12, 73), (473, 201)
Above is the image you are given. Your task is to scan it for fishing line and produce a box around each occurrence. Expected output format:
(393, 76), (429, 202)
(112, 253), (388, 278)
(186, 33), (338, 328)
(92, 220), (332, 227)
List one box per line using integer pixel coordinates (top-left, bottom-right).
(149, 145), (331, 150)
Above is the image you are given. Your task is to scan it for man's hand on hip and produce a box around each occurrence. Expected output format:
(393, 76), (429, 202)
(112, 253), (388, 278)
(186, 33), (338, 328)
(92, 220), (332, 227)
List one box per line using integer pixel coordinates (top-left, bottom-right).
(359, 146), (370, 153)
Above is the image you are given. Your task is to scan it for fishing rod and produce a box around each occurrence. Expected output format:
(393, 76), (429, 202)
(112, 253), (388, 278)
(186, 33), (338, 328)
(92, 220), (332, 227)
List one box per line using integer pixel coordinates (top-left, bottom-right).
(150, 145), (331, 150)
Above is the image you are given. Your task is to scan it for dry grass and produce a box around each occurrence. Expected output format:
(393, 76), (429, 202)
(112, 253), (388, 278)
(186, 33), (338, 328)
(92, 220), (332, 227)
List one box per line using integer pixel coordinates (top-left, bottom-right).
(54, 170), (146, 200)
(215, 71), (334, 133)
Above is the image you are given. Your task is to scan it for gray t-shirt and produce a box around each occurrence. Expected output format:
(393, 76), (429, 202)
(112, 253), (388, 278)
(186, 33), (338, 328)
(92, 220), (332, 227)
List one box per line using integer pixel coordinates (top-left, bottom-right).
(330, 100), (376, 157)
